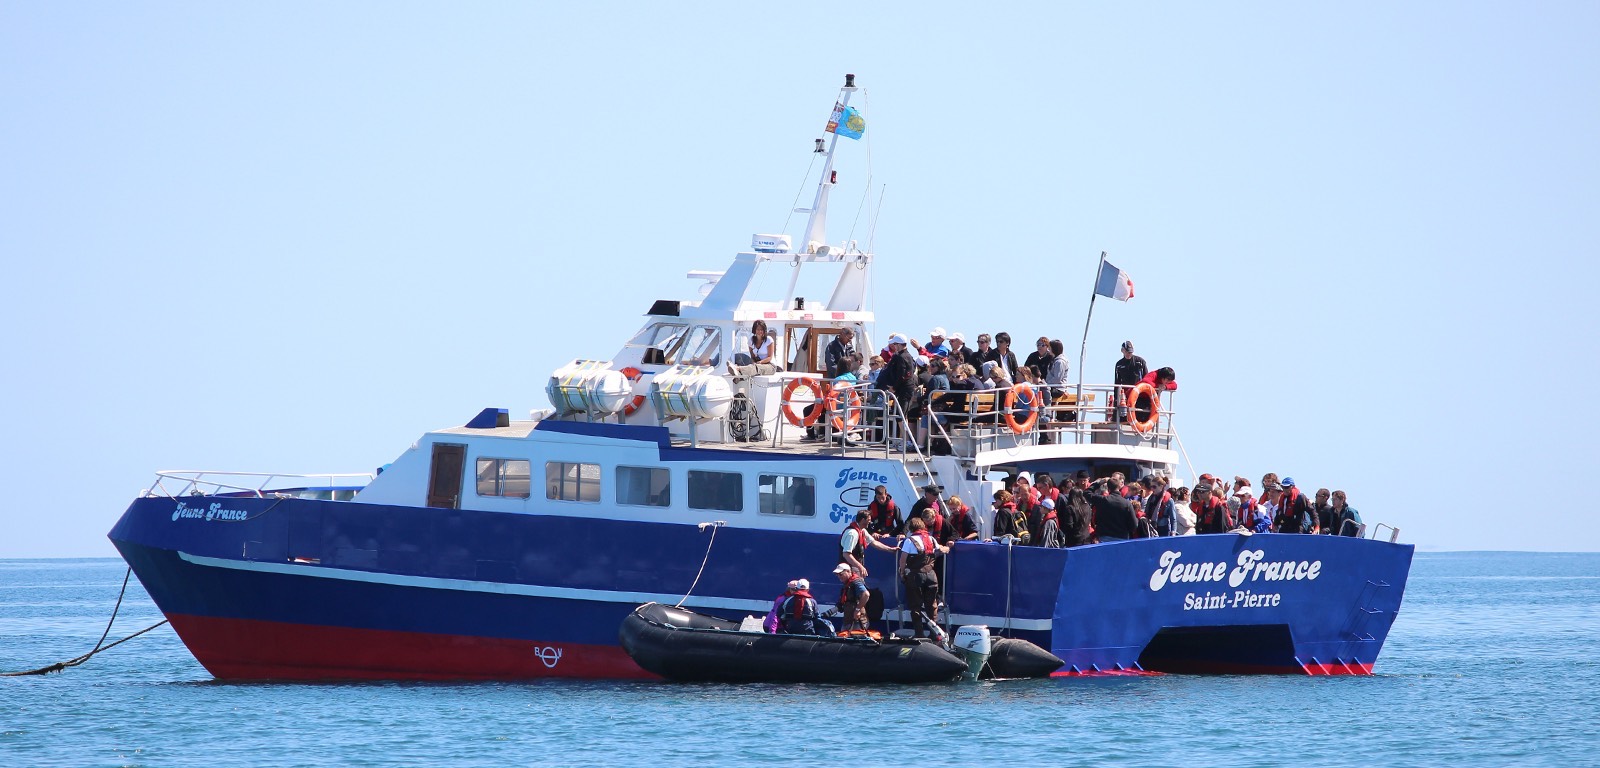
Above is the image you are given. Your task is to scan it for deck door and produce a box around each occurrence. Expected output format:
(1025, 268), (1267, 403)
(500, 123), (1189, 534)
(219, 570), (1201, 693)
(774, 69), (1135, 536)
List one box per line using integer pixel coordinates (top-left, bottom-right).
(426, 443), (467, 509)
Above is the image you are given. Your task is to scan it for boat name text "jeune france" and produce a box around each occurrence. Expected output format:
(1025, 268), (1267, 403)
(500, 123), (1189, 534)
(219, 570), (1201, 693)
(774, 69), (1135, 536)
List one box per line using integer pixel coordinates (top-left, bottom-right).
(1149, 550), (1322, 592)
(171, 501), (250, 523)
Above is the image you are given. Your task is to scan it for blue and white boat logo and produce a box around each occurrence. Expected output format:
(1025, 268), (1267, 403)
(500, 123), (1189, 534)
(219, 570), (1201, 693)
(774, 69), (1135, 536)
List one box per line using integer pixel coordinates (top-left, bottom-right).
(171, 501), (250, 523)
(830, 468), (891, 522)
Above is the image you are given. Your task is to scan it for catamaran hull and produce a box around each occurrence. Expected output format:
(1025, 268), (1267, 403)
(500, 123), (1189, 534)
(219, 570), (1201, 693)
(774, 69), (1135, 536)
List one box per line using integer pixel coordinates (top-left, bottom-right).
(110, 495), (1412, 681)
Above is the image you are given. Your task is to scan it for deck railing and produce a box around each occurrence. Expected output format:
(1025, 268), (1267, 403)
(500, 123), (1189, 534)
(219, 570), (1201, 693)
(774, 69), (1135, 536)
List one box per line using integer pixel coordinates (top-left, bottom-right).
(142, 470), (375, 500)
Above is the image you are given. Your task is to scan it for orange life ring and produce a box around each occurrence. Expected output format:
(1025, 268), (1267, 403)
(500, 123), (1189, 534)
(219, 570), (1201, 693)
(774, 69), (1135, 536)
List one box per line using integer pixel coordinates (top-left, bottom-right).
(824, 385), (863, 432)
(620, 367), (646, 416)
(1126, 381), (1160, 433)
(781, 377), (826, 427)
(1004, 383), (1040, 434)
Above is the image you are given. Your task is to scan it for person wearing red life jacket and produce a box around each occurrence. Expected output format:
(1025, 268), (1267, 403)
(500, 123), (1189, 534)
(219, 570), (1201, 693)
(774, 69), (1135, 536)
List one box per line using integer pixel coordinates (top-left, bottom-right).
(778, 579), (833, 636)
(1273, 477), (1318, 533)
(898, 517), (950, 638)
(946, 496), (980, 542)
(865, 485), (903, 538)
(1195, 484), (1235, 534)
(831, 563), (871, 632)
(839, 510), (898, 578)
(909, 485), (949, 543)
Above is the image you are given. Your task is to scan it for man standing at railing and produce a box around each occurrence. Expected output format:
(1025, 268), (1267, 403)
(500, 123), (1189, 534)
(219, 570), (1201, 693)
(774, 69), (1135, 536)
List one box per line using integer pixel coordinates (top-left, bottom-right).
(874, 333), (919, 448)
(1113, 341), (1148, 423)
(825, 327), (856, 378)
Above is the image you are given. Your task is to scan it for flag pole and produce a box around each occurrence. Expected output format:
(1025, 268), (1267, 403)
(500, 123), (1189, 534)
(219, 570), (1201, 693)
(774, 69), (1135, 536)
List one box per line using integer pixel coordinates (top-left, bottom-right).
(1075, 251), (1107, 442)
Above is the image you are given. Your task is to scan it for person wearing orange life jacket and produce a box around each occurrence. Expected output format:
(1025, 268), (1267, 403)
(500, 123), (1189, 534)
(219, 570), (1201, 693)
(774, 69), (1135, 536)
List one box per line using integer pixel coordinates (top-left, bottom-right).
(778, 579), (834, 636)
(946, 496), (981, 542)
(839, 510), (898, 578)
(1273, 477), (1318, 533)
(898, 517), (950, 638)
(865, 485), (903, 538)
(831, 563), (871, 632)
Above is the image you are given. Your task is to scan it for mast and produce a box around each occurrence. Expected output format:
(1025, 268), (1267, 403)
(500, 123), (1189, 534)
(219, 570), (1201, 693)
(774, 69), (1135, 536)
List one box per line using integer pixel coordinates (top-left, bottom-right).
(783, 74), (857, 307)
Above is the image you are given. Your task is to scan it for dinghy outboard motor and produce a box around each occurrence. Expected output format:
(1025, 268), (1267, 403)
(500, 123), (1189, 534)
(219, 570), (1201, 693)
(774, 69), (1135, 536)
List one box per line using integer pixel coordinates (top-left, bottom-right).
(952, 625), (992, 681)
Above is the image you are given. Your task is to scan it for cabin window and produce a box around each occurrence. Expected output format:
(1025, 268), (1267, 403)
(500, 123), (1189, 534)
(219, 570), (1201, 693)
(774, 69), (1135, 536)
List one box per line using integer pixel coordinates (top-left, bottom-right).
(545, 461), (601, 503)
(758, 474), (815, 517)
(687, 470), (743, 512)
(476, 458), (532, 498)
(667, 325), (722, 367)
(617, 465), (670, 508)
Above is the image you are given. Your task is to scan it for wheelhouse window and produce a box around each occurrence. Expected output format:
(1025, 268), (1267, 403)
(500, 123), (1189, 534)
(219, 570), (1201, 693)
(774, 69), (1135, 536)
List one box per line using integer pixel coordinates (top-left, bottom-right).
(627, 322), (689, 362)
(687, 470), (743, 512)
(617, 465), (670, 508)
(667, 325), (722, 367)
(759, 474), (815, 517)
(546, 462), (601, 503)
(476, 458), (532, 498)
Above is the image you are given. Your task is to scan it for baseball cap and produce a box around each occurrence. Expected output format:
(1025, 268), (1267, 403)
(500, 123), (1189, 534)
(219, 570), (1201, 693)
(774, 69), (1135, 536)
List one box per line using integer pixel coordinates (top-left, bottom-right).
(887, 333), (908, 346)
(1040, 498), (1056, 510)
(914, 354), (929, 367)
(794, 578), (810, 591)
(833, 563), (852, 575)
(929, 327), (946, 338)
(949, 330), (965, 342)
(1281, 477), (1297, 488)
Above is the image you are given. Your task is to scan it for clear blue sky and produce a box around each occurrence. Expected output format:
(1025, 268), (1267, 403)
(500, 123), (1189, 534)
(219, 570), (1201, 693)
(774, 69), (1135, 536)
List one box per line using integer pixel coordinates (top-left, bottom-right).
(3, 2), (1596, 556)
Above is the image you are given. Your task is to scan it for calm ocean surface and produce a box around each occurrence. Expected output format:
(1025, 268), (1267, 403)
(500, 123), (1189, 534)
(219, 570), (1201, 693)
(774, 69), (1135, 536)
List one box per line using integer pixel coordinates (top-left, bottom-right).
(2, 552), (1597, 767)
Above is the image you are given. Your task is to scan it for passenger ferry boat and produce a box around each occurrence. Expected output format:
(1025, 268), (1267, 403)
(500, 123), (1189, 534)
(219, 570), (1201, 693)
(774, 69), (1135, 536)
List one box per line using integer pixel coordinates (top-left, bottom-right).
(108, 76), (1412, 680)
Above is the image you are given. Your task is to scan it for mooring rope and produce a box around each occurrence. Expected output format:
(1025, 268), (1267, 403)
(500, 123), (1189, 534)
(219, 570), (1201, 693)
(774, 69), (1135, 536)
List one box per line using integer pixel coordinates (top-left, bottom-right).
(2, 566), (169, 677)
(675, 521), (726, 607)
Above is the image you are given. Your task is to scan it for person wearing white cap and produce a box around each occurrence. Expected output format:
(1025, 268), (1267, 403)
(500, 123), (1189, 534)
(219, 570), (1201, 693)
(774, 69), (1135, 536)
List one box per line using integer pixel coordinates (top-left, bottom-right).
(924, 327), (951, 358)
(830, 563), (871, 632)
(945, 331), (972, 368)
(873, 332), (920, 444)
(777, 578), (833, 636)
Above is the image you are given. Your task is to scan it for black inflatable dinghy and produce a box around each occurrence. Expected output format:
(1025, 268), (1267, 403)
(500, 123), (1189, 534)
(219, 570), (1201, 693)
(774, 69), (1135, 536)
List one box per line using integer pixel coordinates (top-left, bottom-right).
(619, 603), (967, 683)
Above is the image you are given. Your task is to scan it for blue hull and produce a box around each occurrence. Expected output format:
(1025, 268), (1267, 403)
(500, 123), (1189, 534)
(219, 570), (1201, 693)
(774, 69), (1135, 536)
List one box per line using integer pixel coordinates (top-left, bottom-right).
(109, 495), (1412, 679)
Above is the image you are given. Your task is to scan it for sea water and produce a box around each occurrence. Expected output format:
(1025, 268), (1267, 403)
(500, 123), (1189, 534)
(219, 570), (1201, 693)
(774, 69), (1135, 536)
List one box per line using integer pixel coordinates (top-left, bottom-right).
(2, 553), (1596, 767)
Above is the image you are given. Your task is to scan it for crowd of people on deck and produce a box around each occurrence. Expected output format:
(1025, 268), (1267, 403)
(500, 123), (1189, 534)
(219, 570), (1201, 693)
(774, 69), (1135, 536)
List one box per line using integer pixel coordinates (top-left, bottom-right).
(763, 473), (1365, 638)
(804, 329), (1178, 450)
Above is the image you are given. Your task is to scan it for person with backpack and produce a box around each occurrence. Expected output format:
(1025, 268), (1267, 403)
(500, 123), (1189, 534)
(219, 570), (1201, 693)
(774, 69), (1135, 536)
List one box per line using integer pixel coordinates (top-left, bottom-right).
(990, 490), (1030, 544)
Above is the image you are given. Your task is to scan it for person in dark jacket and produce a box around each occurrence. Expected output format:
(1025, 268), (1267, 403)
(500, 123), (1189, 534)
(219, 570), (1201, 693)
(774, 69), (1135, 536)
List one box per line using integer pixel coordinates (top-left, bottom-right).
(947, 496), (981, 541)
(874, 333), (919, 436)
(991, 332), (1020, 381)
(1113, 341), (1148, 422)
(1088, 478), (1140, 541)
(1273, 477), (1317, 533)
(990, 490), (1030, 543)
(1057, 473), (1095, 546)
(1329, 490), (1362, 536)
(824, 327), (856, 378)
(1314, 489), (1336, 535)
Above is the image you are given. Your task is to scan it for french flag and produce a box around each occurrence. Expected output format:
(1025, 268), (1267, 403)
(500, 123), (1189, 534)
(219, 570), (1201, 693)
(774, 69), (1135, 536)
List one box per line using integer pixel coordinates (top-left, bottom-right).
(1095, 259), (1135, 302)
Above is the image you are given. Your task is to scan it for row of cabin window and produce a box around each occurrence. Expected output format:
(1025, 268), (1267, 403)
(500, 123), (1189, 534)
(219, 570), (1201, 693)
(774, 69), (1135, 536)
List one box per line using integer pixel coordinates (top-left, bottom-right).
(475, 458), (815, 517)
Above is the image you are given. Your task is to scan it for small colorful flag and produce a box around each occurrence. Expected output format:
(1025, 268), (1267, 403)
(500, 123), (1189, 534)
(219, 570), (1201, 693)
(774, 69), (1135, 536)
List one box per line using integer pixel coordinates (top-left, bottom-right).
(1095, 259), (1135, 301)
(825, 102), (865, 140)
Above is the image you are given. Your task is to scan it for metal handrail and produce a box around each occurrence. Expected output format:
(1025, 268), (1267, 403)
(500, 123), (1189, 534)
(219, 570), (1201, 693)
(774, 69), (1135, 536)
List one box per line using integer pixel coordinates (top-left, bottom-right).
(143, 470), (375, 499)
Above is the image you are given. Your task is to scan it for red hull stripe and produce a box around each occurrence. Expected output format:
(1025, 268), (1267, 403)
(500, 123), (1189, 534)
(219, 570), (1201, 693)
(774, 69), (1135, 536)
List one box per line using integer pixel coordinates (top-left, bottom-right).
(167, 613), (657, 681)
